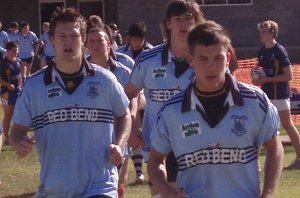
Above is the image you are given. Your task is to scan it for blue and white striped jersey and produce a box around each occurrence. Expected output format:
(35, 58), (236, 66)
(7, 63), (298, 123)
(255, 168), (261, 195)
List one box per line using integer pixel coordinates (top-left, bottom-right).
(130, 43), (195, 147)
(13, 59), (130, 198)
(152, 74), (280, 198)
(16, 31), (38, 58)
(39, 32), (55, 57)
(0, 30), (9, 54)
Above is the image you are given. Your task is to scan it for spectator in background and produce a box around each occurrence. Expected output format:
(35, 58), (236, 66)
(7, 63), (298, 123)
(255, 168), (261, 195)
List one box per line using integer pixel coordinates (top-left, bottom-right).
(0, 41), (21, 145)
(117, 22), (153, 60)
(0, 21), (9, 61)
(122, 31), (130, 45)
(253, 20), (300, 169)
(7, 21), (19, 42)
(38, 22), (55, 67)
(16, 22), (39, 78)
(109, 23), (122, 47)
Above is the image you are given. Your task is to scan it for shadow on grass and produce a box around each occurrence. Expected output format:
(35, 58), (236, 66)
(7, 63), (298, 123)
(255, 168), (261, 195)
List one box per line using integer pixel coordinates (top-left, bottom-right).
(1, 192), (35, 198)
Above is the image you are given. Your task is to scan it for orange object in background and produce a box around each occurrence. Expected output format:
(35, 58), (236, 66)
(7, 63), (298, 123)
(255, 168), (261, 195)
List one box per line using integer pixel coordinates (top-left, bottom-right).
(233, 58), (300, 124)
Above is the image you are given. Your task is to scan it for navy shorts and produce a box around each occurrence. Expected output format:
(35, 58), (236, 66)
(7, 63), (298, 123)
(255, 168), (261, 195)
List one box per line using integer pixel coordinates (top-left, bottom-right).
(21, 57), (34, 64)
(1, 91), (19, 105)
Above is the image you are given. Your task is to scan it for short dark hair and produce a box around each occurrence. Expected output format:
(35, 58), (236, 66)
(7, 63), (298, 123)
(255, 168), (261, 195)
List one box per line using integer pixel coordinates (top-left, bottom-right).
(49, 7), (87, 42)
(188, 21), (231, 54)
(161, 0), (205, 42)
(6, 41), (19, 50)
(20, 21), (29, 29)
(10, 21), (19, 29)
(129, 22), (147, 38)
(109, 23), (118, 31)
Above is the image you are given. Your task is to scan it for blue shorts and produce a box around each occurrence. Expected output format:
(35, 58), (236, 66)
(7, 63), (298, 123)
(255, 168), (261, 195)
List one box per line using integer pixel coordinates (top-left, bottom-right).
(1, 91), (19, 105)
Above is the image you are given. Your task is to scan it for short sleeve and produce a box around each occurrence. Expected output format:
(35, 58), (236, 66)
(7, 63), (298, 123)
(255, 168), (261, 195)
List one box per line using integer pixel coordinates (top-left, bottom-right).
(12, 84), (33, 127)
(276, 46), (291, 68)
(32, 32), (39, 43)
(112, 78), (130, 117)
(129, 59), (146, 89)
(151, 110), (172, 154)
(255, 98), (280, 146)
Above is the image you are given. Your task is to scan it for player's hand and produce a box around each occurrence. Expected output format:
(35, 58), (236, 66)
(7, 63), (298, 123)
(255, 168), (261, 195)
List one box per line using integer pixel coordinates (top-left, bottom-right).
(252, 76), (263, 86)
(127, 126), (144, 149)
(163, 185), (186, 198)
(108, 144), (124, 167)
(7, 84), (15, 91)
(12, 136), (34, 157)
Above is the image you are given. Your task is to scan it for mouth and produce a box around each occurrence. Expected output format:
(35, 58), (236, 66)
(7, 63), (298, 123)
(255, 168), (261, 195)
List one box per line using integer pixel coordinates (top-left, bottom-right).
(179, 30), (188, 34)
(206, 75), (217, 80)
(64, 48), (73, 53)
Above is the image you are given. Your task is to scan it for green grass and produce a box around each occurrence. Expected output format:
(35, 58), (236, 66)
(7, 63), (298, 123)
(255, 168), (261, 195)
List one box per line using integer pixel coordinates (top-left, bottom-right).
(1, 114), (300, 197)
(0, 145), (300, 198)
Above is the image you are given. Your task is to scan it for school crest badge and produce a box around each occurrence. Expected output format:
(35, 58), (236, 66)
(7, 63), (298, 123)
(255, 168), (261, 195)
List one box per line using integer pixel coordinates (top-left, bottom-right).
(87, 82), (100, 98)
(231, 115), (247, 136)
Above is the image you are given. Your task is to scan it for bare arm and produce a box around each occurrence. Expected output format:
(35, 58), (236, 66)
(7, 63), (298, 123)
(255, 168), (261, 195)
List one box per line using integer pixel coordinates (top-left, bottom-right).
(9, 123), (34, 157)
(261, 135), (284, 198)
(125, 81), (142, 101)
(253, 66), (292, 86)
(0, 78), (15, 91)
(114, 108), (132, 151)
(148, 148), (185, 198)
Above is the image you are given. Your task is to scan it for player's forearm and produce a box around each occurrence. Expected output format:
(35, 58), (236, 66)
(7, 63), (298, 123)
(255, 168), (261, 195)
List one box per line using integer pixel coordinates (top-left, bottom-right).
(9, 124), (29, 149)
(148, 156), (170, 196)
(115, 109), (132, 151)
(261, 138), (284, 197)
(264, 66), (292, 83)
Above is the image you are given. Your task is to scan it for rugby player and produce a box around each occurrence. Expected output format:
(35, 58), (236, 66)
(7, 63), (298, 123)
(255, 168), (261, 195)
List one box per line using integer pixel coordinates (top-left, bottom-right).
(253, 20), (300, 169)
(125, 0), (205, 196)
(148, 21), (284, 198)
(38, 22), (55, 67)
(10, 8), (131, 198)
(0, 21), (9, 61)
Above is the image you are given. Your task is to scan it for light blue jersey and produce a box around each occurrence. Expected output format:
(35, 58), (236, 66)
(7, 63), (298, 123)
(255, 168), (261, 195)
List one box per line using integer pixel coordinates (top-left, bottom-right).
(117, 42), (153, 60)
(107, 57), (131, 88)
(39, 32), (55, 57)
(8, 31), (19, 42)
(115, 51), (135, 69)
(13, 59), (130, 198)
(152, 74), (280, 198)
(16, 31), (38, 58)
(130, 43), (195, 147)
(0, 30), (9, 54)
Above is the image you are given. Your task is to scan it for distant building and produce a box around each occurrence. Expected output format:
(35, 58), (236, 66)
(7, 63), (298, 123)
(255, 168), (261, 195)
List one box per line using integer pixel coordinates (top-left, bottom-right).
(0, 0), (299, 62)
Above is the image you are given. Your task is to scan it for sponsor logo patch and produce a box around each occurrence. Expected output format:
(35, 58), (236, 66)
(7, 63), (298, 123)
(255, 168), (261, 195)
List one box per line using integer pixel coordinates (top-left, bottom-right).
(181, 121), (201, 138)
(48, 87), (61, 98)
(152, 67), (167, 78)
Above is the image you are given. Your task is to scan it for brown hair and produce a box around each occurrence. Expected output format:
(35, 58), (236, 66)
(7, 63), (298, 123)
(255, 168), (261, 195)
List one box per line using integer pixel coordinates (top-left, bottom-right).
(161, 0), (205, 42)
(257, 20), (279, 38)
(49, 7), (87, 42)
(188, 20), (231, 54)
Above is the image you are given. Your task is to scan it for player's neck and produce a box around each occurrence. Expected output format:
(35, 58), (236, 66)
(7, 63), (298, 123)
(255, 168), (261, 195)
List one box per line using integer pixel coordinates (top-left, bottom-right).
(264, 39), (276, 49)
(91, 54), (110, 69)
(170, 38), (189, 58)
(55, 56), (83, 74)
(7, 55), (16, 62)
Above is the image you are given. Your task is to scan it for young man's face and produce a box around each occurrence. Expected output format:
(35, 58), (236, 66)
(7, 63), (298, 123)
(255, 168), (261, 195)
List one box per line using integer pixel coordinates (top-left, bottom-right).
(7, 47), (19, 58)
(10, 27), (18, 34)
(22, 25), (30, 35)
(167, 12), (196, 42)
(130, 37), (145, 51)
(51, 22), (83, 62)
(259, 27), (274, 43)
(188, 43), (229, 92)
(86, 31), (110, 58)
(42, 24), (49, 32)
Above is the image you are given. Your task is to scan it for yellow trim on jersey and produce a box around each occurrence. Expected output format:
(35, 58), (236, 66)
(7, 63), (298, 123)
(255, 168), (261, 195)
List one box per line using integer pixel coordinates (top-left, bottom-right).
(274, 59), (280, 99)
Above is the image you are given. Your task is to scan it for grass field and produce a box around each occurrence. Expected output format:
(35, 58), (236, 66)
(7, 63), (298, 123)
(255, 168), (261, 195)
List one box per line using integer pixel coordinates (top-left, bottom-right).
(0, 121), (300, 197)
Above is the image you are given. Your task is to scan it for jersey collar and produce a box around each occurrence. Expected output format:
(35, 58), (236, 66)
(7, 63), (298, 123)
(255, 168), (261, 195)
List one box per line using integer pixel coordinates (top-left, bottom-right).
(162, 42), (173, 65)
(181, 73), (244, 112)
(44, 57), (95, 86)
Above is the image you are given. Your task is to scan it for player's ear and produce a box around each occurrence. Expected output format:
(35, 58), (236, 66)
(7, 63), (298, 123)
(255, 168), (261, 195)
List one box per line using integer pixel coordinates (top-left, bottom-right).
(187, 54), (195, 69)
(226, 51), (231, 68)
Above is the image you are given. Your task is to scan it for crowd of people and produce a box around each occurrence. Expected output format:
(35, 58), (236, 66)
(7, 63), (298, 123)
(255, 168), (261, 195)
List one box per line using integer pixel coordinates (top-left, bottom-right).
(0, 0), (299, 197)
